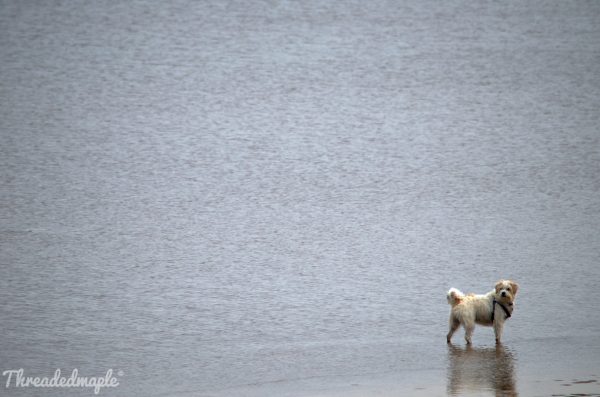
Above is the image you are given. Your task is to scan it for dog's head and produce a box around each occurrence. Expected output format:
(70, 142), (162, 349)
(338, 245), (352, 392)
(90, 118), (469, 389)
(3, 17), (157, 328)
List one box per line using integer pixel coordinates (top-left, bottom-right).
(495, 280), (519, 304)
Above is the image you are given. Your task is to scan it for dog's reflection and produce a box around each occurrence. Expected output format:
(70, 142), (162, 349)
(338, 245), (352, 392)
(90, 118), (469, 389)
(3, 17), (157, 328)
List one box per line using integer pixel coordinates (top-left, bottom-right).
(447, 344), (517, 396)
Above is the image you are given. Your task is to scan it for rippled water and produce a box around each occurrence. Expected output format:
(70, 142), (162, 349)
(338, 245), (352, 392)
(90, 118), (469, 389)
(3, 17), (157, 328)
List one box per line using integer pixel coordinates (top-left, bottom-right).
(1, 1), (599, 396)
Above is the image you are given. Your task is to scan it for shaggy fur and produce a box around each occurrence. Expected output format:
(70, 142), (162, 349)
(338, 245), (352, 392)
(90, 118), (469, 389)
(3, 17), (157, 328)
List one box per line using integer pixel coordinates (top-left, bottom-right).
(446, 280), (519, 344)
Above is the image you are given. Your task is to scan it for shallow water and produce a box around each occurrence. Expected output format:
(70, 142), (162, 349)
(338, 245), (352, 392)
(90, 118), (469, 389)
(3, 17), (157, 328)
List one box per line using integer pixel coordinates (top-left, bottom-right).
(1, 1), (599, 396)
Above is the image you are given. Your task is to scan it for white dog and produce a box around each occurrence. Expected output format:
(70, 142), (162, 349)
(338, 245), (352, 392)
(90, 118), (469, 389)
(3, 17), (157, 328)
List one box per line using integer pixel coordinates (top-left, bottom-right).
(446, 280), (519, 344)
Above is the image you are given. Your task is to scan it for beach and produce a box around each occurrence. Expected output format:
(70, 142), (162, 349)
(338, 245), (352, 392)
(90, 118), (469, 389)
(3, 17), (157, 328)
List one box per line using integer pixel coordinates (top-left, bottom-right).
(201, 335), (600, 397)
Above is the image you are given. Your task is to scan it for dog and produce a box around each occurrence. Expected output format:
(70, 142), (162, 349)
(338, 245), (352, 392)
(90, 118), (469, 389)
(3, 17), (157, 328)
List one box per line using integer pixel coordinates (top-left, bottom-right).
(446, 280), (519, 344)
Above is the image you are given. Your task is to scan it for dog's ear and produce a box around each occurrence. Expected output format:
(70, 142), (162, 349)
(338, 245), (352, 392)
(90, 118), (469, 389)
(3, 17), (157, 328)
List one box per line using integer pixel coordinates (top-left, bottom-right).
(495, 280), (504, 293)
(509, 281), (519, 295)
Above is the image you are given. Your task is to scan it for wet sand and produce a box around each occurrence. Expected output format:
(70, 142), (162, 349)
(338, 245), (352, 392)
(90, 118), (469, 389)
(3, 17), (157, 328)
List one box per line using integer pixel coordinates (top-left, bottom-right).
(209, 370), (600, 397)
(206, 335), (600, 397)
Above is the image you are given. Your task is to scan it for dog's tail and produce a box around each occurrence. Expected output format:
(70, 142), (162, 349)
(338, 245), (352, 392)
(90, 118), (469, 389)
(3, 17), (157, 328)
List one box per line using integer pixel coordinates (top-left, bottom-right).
(447, 287), (464, 306)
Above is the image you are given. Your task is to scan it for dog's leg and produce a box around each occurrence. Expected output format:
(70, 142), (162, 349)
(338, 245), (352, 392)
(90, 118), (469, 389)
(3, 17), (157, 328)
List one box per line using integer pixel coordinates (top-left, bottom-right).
(447, 316), (460, 343)
(464, 323), (475, 345)
(494, 319), (504, 344)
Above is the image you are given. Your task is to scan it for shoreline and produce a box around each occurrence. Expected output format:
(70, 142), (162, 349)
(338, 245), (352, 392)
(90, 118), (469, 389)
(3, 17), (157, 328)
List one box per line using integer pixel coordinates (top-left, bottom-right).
(202, 335), (600, 397)
(209, 367), (600, 397)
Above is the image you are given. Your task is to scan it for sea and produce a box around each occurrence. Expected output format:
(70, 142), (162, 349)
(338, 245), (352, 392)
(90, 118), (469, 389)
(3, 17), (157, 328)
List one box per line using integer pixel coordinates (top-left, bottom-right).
(1, 1), (599, 396)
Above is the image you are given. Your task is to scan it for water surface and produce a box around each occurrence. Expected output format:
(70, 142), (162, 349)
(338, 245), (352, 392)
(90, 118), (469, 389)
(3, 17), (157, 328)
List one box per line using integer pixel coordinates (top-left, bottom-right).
(1, 1), (599, 396)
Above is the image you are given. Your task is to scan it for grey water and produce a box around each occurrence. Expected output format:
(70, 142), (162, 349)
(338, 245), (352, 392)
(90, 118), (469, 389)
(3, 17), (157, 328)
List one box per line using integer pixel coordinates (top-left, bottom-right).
(1, 1), (599, 396)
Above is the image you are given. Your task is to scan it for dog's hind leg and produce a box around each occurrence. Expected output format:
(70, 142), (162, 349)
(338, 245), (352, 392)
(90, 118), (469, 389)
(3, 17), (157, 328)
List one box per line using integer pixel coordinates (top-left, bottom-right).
(464, 323), (475, 345)
(447, 316), (460, 343)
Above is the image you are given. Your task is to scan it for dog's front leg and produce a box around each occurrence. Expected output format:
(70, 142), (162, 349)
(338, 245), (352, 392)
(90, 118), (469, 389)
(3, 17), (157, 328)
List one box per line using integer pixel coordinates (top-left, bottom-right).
(493, 319), (504, 344)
